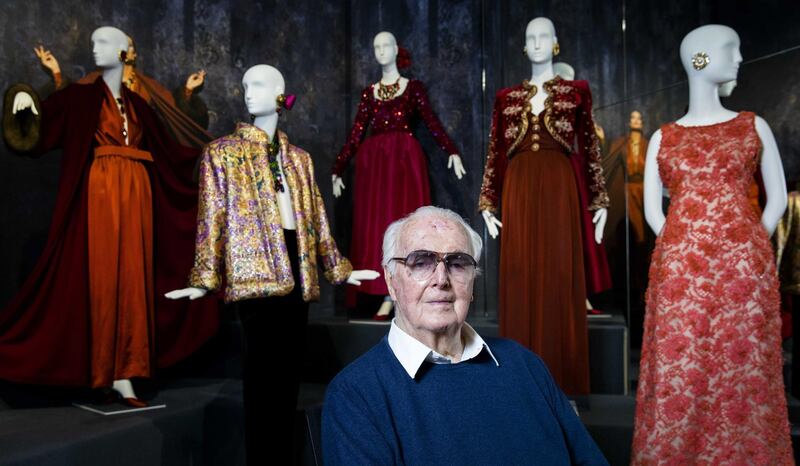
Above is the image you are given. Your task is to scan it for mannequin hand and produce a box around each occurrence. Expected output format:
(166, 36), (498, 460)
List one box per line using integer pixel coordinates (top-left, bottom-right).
(481, 210), (502, 239)
(12, 92), (37, 115)
(448, 154), (466, 180)
(346, 269), (380, 286)
(34, 45), (60, 75)
(185, 70), (206, 91)
(164, 287), (207, 300)
(592, 208), (607, 244)
(332, 175), (345, 198)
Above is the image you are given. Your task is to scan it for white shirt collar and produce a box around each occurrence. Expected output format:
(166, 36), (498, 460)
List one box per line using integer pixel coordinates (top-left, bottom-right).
(387, 319), (500, 379)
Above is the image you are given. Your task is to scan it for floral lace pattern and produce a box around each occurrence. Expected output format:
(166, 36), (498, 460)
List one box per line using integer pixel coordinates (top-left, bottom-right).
(631, 112), (793, 464)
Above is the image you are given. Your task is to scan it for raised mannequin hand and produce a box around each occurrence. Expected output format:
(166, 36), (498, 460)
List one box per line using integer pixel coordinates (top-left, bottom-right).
(592, 208), (607, 244)
(164, 287), (207, 300)
(332, 175), (345, 198)
(346, 269), (380, 286)
(481, 210), (502, 239)
(34, 45), (60, 76)
(12, 92), (37, 115)
(185, 70), (207, 92)
(448, 154), (466, 180)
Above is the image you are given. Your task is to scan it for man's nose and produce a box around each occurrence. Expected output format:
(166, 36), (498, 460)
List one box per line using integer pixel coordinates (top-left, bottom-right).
(429, 261), (450, 286)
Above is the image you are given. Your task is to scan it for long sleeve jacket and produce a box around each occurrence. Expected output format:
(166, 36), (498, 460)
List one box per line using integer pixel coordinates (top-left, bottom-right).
(189, 124), (352, 303)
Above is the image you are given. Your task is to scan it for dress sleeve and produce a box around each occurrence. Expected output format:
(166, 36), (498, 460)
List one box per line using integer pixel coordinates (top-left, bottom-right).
(307, 153), (353, 283)
(412, 80), (459, 155)
(478, 91), (508, 213)
(575, 83), (610, 210)
(188, 143), (227, 291)
(172, 84), (210, 130)
(333, 87), (372, 176)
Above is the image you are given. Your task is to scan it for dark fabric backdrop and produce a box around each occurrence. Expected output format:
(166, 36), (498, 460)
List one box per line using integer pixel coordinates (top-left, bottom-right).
(1, 0), (798, 320)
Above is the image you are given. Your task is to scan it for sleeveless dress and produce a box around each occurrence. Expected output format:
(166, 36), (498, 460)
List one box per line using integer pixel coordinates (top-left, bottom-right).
(631, 112), (793, 464)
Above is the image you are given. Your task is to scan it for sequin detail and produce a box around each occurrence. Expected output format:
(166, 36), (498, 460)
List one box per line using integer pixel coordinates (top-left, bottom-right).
(189, 124), (352, 303)
(333, 79), (459, 175)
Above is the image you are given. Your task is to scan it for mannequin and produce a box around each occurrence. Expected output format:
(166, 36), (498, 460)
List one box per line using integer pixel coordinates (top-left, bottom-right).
(166, 65), (376, 465)
(631, 25), (791, 463)
(34, 38), (213, 149)
(1, 26), (218, 406)
(332, 31), (465, 320)
(478, 17), (610, 395)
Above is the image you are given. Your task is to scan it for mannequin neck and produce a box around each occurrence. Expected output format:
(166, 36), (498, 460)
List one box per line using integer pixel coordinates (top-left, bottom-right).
(102, 66), (124, 98)
(530, 62), (555, 87)
(253, 114), (278, 141)
(686, 77), (727, 120)
(381, 62), (400, 83)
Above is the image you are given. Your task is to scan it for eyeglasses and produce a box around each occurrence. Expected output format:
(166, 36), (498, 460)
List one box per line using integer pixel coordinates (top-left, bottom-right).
(389, 250), (477, 283)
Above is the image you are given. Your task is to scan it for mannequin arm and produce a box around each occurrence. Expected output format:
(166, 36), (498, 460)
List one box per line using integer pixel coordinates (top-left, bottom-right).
(755, 116), (788, 236)
(643, 130), (666, 235)
(164, 287), (207, 300)
(332, 175), (345, 198)
(592, 208), (607, 244)
(332, 89), (371, 177)
(413, 81), (460, 157)
(448, 154), (466, 180)
(481, 210), (502, 239)
(346, 270), (380, 286)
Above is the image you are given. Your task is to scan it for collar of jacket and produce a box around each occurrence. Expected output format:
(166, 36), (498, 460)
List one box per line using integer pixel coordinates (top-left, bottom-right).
(234, 122), (290, 153)
(503, 75), (576, 157)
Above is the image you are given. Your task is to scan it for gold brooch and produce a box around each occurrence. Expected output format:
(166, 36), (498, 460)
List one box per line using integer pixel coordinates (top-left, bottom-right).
(691, 52), (710, 70)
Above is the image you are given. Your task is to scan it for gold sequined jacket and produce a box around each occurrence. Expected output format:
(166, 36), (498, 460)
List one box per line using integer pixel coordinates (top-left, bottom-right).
(478, 76), (610, 213)
(189, 124), (352, 303)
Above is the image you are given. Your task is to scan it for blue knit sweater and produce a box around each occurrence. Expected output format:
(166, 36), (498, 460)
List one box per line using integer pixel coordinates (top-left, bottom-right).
(322, 336), (608, 465)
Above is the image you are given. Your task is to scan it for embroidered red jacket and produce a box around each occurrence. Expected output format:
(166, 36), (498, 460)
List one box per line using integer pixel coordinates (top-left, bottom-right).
(479, 76), (612, 294)
(479, 77), (610, 213)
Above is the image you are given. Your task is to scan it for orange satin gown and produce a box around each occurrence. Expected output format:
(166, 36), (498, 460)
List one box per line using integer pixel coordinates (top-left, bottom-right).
(88, 84), (154, 388)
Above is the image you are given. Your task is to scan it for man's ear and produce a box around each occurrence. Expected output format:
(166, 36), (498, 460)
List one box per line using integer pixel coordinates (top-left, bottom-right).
(384, 266), (397, 301)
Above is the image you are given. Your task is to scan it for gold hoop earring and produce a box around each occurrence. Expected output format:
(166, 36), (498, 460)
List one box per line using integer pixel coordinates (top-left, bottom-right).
(552, 43), (560, 56)
(118, 50), (127, 63)
(692, 52), (710, 70)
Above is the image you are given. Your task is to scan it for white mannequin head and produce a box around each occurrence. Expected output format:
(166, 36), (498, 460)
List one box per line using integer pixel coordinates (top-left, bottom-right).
(679, 25), (742, 84)
(373, 31), (399, 66)
(242, 65), (285, 117)
(553, 62), (574, 80)
(91, 26), (128, 69)
(524, 17), (558, 64)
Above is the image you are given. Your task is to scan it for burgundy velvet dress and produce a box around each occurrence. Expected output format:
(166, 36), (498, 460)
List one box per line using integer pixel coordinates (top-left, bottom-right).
(333, 79), (458, 299)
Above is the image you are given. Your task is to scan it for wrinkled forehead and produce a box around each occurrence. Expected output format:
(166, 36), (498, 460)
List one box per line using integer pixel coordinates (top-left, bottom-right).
(400, 216), (469, 253)
(525, 18), (555, 39)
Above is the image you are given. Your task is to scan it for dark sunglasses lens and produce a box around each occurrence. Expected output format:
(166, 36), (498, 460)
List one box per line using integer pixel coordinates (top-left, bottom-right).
(406, 251), (436, 271)
(445, 253), (475, 271)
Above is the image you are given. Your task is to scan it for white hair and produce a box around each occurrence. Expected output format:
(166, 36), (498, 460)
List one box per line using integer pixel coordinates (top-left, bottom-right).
(382, 206), (483, 273)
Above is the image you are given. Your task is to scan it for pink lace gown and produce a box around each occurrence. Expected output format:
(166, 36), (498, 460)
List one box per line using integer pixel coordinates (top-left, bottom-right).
(631, 112), (793, 464)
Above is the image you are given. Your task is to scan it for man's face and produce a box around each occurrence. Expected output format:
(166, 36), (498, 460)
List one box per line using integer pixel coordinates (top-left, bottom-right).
(386, 216), (474, 338)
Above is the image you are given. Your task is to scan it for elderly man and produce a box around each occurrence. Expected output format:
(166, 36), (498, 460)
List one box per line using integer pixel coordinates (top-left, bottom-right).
(322, 206), (608, 465)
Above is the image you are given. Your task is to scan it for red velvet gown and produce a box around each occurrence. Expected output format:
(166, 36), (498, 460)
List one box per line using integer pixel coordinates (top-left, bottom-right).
(333, 80), (458, 300)
(0, 77), (218, 387)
